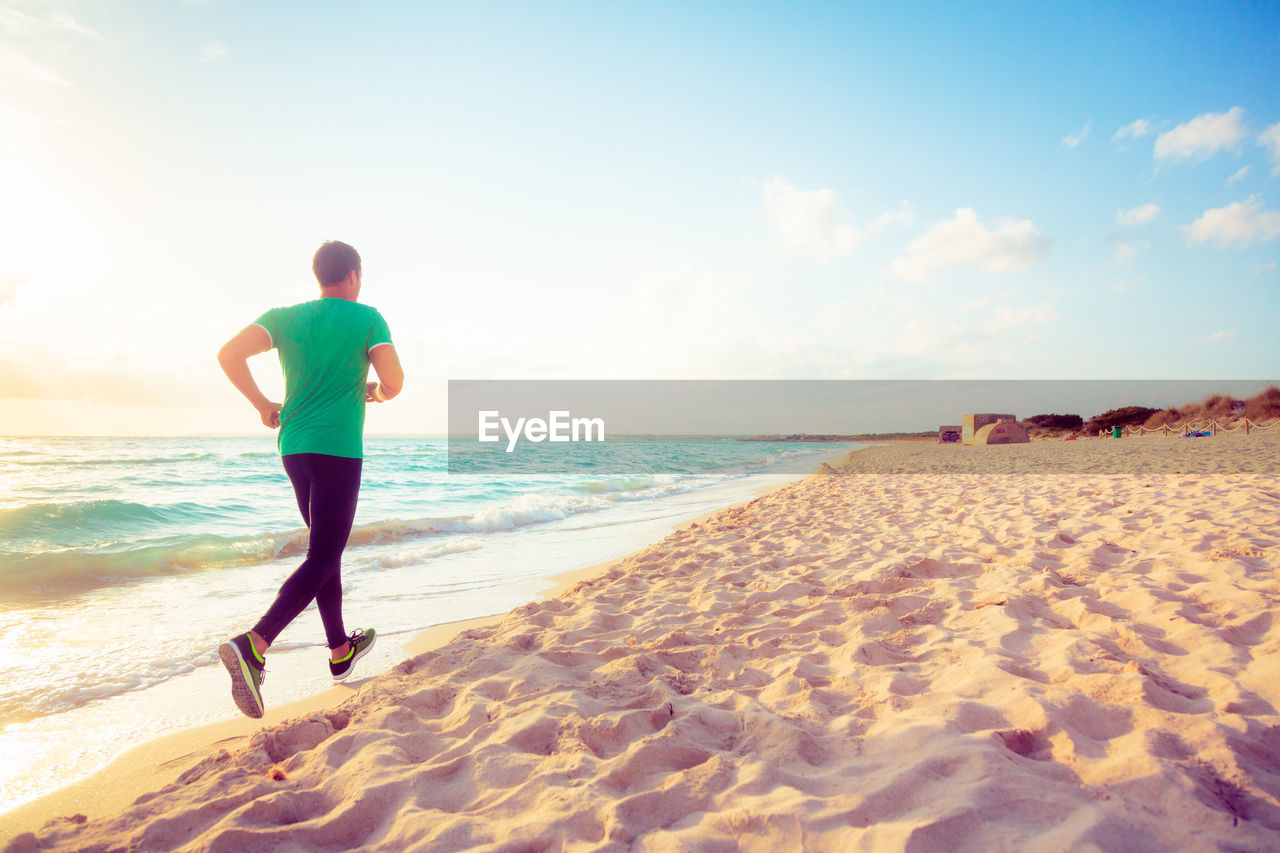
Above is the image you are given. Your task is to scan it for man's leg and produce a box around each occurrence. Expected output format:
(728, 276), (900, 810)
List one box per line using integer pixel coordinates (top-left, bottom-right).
(252, 454), (362, 648)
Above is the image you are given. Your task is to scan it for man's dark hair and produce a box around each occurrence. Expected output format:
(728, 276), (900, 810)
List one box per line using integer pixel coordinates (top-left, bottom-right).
(312, 241), (362, 287)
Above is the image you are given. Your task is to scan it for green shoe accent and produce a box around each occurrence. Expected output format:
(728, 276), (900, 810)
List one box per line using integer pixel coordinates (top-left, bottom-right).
(330, 628), (376, 682)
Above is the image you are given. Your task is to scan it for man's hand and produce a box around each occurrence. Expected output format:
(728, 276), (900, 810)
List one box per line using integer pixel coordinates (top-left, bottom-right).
(258, 401), (282, 428)
(366, 381), (386, 403)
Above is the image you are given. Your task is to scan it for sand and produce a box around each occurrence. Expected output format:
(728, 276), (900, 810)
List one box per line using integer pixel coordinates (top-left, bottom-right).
(5, 436), (1280, 851)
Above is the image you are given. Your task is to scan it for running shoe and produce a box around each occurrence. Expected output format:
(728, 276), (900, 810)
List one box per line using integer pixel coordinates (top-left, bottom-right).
(330, 628), (376, 681)
(218, 632), (266, 719)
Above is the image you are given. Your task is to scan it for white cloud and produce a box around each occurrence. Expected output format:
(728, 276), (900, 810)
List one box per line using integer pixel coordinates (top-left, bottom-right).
(762, 178), (909, 264)
(1259, 123), (1280, 176)
(1154, 107), (1247, 162)
(1253, 262), (1276, 275)
(200, 42), (228, 63)
(1116, 203), (1159, 226)
(871, 201), (915, 229)
(1114, 241), (1149, 263)
(1227, 165), (1251, 185)
(1183, 196), (1280, 248)
(1197, 330), (1236, 343)
(0, 48), (68, 86)
(0, 7), (107, 91)
(987, 301), (1057, 334)
(0, 6), (39, 38)
(813, 300), (861, 332)
(890, 208), (1048, 282)
(1112, 118), (1152, 142)
(0, 270), (27, 306)
(0, 102), (67, 131)
(1063, 122), (1090, 148)
(48, 12), (107, 45)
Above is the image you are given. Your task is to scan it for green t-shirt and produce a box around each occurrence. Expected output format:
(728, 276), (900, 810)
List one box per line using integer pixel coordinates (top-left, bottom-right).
(253, 299), (393, 459)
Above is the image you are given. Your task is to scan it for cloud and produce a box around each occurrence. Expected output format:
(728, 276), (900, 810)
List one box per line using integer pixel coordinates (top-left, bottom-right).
(200, 42), (228, 63)
(1183, 196), (1280, 248)
(1116, 203), (1159, 226)
(1114, 241), (1149, 263)
(0, 6), (38, 38)
(1196, 330), (1236, 343)
(0, 7), (107, 44)
(1112, 119), (1152, 142)
(1227, 165), (1251, 185)
(0, 47), (69, 86)
(0, 270), (28, 305)
(987, 301), (1057, 334)
(762, 178), (910, 264)
(1253, 262), (1276, 275)
(1062, 122), (1090, 148)
(0, 7), (108, 91)
(1260, 123), (1280, 176)
(48, 12), (107, 45)
(813, 300), (861, 333)
(890, 208), (1048, 282)
(871, 201), (915, 229)
(1154, 107), (1247, 162)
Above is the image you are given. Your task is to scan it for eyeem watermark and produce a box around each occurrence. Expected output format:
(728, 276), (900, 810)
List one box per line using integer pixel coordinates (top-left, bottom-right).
(478, 410), (606, 452)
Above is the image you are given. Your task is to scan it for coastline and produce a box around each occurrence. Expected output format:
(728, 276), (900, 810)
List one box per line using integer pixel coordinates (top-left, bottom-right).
(10, 436), (1278, 850)
(1, 468), (818, 839)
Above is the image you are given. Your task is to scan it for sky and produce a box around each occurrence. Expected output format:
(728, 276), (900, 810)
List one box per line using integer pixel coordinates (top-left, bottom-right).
(1, 1), (1278, 436)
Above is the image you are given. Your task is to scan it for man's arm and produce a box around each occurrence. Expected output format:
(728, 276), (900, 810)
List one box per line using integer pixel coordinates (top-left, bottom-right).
(217, 325), (281, 428)
(366, 344), (404, 402)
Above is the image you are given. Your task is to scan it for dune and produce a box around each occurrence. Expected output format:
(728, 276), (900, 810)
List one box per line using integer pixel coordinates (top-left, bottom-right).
(5, 435), (1280, 851)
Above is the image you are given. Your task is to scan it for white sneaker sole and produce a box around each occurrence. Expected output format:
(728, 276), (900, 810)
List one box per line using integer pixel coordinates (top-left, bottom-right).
(219, 640), (264, 719)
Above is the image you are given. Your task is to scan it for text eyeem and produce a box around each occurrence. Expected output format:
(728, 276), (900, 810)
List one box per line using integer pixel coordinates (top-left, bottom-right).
(478, 411), (606, 452)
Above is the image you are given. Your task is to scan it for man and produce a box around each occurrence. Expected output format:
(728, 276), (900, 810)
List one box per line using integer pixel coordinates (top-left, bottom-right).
(215, 240), (404, 719)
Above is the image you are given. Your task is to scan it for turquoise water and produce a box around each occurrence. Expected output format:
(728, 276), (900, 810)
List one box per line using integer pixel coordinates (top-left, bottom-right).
(0, 435), (851, 812)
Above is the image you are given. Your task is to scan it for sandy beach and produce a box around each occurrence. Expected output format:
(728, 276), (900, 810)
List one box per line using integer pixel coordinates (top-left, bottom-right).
(6, 435), (1280, 851)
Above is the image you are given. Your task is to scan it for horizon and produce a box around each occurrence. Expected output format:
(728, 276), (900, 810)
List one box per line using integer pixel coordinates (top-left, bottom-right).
(5, 377), (1275, 439)
(1, 2), (1278, 437)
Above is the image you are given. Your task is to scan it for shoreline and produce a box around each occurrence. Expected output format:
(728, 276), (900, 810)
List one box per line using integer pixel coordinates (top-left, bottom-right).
(1, 472), (813, 838)
(10, 438), (1280, 845)
(14, 436), (1276, 849)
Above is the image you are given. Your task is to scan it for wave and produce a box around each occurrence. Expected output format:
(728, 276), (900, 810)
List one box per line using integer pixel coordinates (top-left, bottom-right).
(0, 500), (231, 545)
(571, 475), (659, 493)
(372, 537), (485, 568)
(4, 452), (218, 468)
(0, 477), (707, 600)
(0, 529), (311, 600)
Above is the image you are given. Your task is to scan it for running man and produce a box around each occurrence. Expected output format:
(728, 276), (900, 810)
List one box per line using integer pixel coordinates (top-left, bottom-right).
(215, 240), (404, 719)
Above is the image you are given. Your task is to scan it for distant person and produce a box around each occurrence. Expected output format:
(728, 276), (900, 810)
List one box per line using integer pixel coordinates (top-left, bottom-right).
(215, 240), (404, 718)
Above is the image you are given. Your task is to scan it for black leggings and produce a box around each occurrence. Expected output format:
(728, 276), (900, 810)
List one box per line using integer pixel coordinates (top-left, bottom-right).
(254, 453), (362, 650)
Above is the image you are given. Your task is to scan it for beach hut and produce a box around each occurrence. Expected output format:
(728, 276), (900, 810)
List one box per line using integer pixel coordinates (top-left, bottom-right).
(973, 419), (1030, 445)
(938, 425), (961, 443)
(961, 413), (1017, 445)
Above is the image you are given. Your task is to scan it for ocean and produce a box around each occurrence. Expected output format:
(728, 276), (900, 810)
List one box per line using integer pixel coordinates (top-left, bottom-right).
(0, 435), (852, 813)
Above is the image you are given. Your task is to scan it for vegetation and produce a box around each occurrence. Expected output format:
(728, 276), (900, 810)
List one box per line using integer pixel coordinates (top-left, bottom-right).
(1142, 385), (1280, 429)
(1084, 406), (1162, 434)
(1022, 413), (1083, 431)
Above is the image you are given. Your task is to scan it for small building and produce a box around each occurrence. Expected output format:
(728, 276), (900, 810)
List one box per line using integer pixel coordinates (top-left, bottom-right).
(962, 413), (1017, 445)
(938, 425), (961, 443)
(973, 419), (1031, 445)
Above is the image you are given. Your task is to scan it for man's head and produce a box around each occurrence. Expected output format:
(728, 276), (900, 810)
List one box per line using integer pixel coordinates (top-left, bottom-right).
(312, 241), (362, 288)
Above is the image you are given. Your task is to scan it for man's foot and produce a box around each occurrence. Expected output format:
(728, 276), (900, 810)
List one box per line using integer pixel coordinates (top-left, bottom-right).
(330, 628), (376, 682)
(218, 632), (266, 719)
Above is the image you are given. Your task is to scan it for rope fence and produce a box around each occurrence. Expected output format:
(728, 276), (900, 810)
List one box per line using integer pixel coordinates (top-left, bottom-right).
(1099, 417), (1280, 438)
